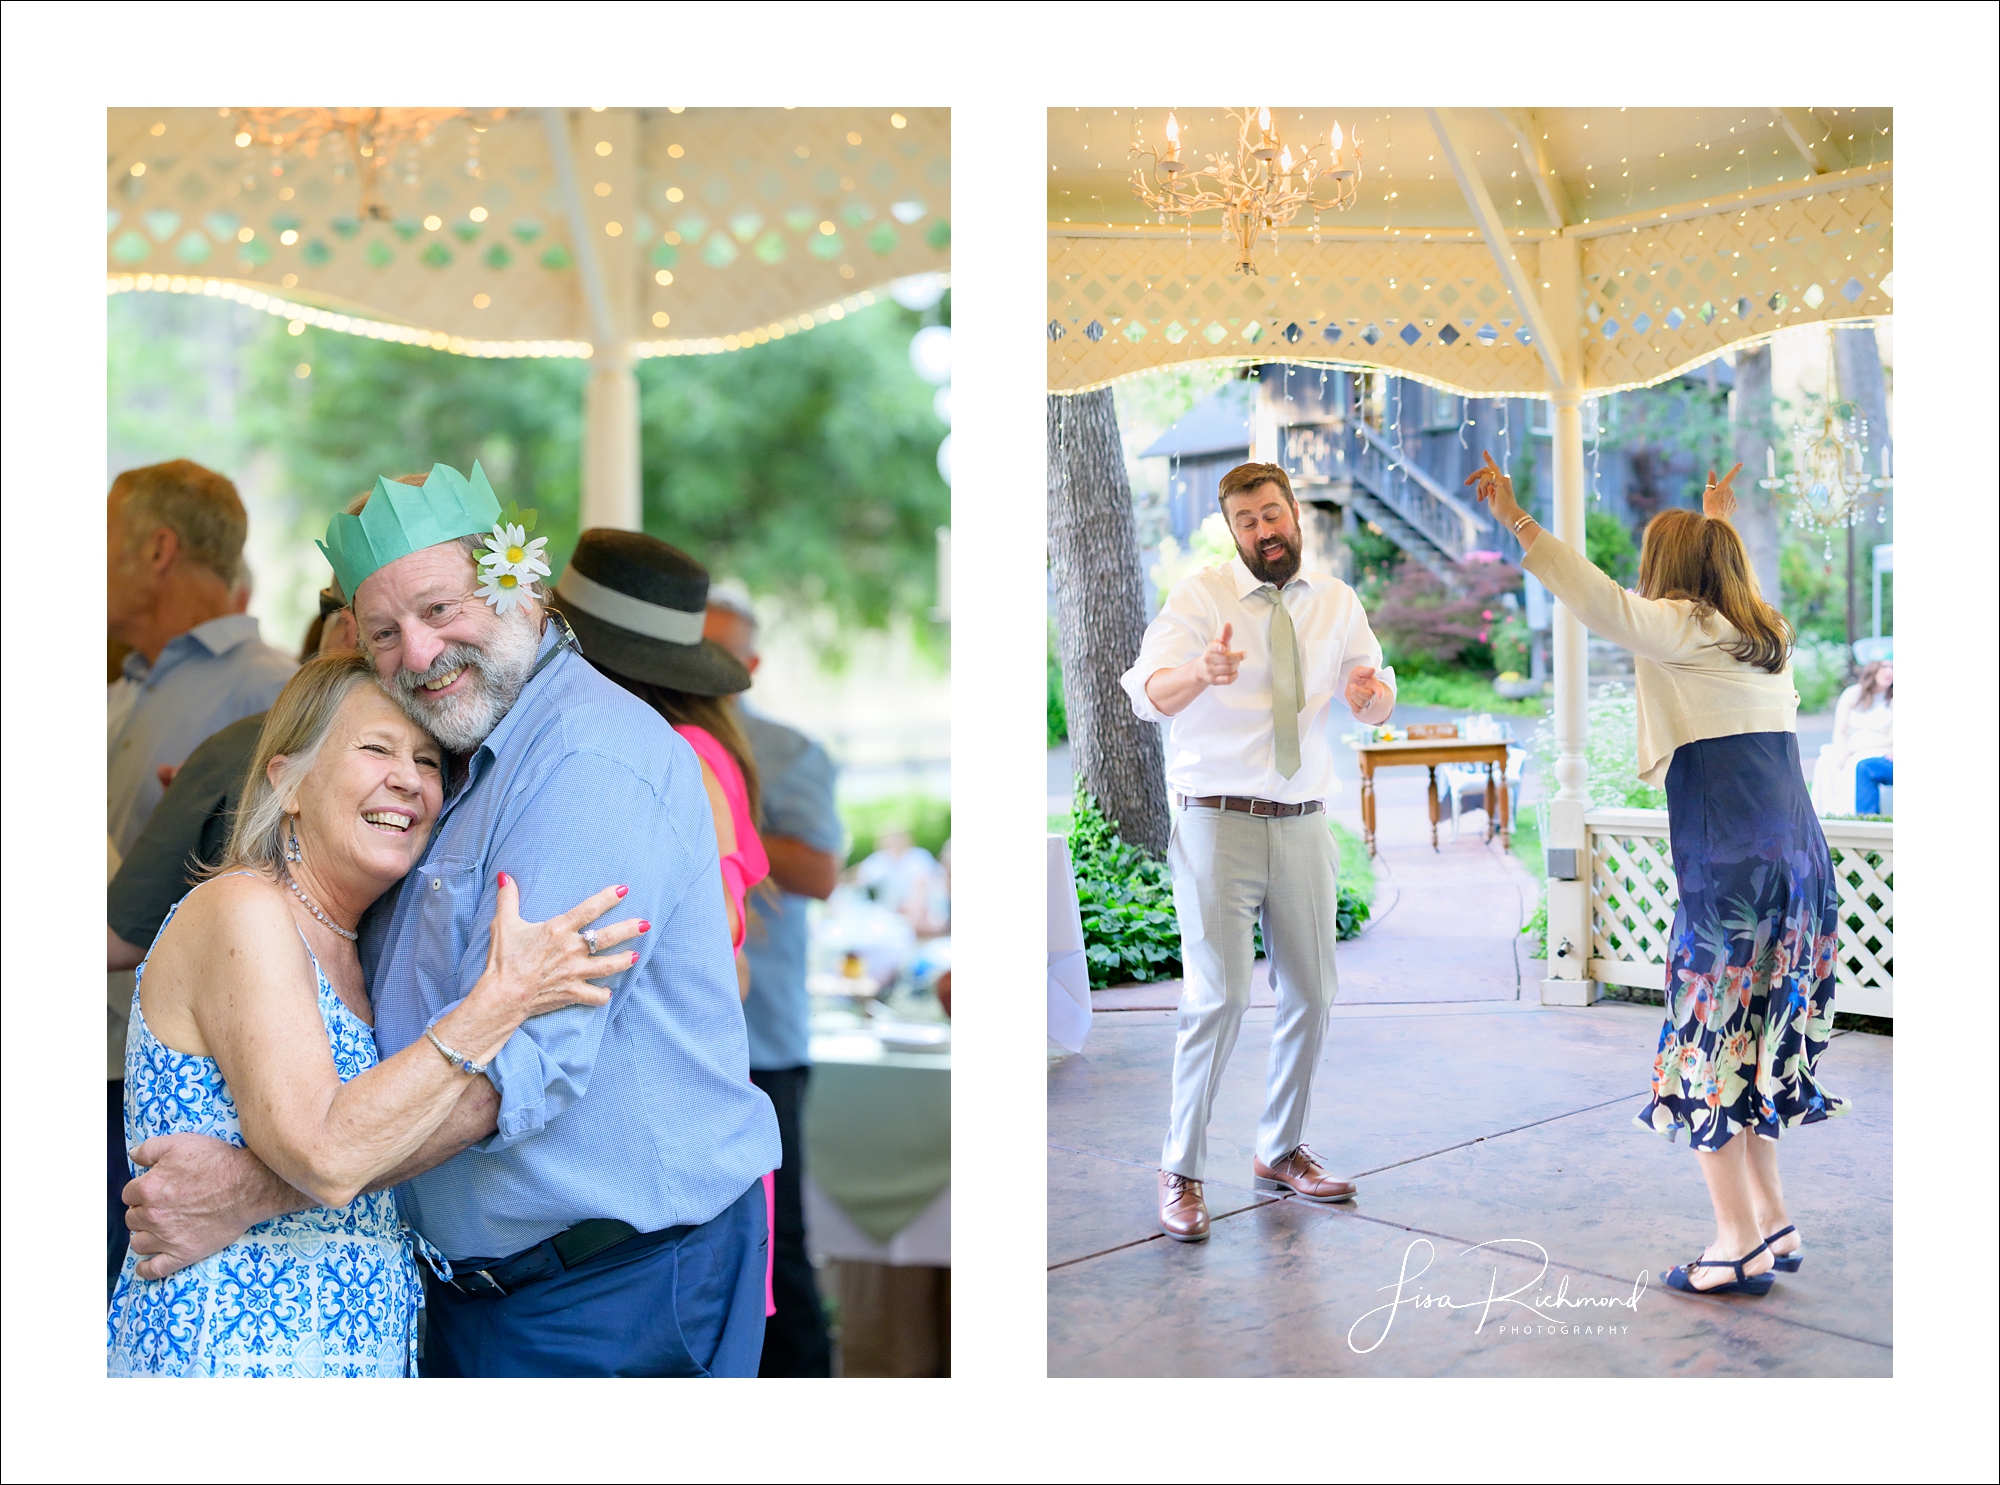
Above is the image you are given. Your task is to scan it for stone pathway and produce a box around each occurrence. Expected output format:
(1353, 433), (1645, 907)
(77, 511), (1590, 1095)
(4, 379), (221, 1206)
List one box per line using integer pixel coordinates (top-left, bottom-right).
(1049, 770), (1892, 1377)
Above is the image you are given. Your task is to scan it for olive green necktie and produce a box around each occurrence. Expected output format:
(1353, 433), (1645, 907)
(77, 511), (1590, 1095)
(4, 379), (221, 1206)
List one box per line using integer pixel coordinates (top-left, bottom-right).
(1259, 583), (1303, 779)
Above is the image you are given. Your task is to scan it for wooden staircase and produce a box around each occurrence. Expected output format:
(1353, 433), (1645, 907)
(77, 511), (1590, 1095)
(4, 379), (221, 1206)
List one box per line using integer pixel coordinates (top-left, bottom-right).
(1347, 424), (1496, 584)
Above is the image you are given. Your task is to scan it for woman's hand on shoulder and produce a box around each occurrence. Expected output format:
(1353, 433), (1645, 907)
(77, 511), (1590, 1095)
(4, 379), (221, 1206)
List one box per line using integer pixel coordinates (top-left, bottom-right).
(474, 873), (649, 1023)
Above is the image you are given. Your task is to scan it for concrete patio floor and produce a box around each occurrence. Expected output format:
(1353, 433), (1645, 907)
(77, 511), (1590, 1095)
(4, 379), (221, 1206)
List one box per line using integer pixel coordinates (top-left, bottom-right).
(1048, 770), (1892, 1378)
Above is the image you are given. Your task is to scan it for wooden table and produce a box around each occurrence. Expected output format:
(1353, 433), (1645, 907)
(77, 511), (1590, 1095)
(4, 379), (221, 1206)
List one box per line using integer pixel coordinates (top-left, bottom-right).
(1352, 736), (1513, 855)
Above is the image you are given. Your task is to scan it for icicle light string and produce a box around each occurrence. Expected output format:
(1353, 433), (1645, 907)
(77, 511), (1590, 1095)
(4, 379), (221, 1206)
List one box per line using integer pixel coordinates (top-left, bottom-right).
(104, 271), (935, 361)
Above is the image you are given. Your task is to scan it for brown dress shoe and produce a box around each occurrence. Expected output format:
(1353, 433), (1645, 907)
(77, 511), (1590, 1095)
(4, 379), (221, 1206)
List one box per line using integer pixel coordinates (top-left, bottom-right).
(1158, 1171), (1210, 1242)
(1252, 1145), (1356, 1203)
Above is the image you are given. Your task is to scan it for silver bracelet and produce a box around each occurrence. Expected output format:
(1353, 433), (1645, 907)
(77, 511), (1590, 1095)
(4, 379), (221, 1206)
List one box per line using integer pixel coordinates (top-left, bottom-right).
(1511, 512), (1536, 534)
(425, 1026), (487, 1076)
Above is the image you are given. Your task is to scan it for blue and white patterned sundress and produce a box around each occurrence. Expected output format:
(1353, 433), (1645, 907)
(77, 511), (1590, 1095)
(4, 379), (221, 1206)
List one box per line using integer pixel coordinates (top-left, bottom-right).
(107, 878), (443, 1377)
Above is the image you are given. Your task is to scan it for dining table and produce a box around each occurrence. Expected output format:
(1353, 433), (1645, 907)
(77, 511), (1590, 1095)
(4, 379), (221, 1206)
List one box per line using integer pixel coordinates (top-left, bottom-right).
(1350, 728), (1515, 854)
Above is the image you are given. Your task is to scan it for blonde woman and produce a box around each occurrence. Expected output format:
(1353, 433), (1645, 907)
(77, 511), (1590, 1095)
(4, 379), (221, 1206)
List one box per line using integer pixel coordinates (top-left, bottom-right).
(1811, 659), (1893, 815)
(1468, 454), (1845, 1297)
(108, 652), (644, 1375)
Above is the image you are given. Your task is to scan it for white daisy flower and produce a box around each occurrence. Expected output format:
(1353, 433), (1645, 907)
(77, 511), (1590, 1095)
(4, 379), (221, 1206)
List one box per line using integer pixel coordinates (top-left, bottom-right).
(481, 523), (551, 582)
(474, 565), (531, 614)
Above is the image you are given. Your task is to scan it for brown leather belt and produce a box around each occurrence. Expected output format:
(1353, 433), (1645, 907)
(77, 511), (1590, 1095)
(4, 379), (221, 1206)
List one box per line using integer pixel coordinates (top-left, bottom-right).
(1177, 794), (1323, 818)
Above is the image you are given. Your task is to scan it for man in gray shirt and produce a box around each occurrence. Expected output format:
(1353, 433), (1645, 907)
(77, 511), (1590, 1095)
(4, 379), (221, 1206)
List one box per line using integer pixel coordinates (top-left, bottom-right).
(104, 459), (295, 1282)
(706, 592), (844, 1376)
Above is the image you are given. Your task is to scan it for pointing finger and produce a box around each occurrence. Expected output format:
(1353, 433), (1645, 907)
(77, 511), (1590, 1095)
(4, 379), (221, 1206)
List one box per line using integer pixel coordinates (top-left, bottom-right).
(1217, 622), (1233, 648)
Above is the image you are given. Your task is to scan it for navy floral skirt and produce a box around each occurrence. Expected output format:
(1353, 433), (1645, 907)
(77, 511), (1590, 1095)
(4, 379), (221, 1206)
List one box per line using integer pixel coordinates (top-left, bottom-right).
(1636, 732), (1849, 1151)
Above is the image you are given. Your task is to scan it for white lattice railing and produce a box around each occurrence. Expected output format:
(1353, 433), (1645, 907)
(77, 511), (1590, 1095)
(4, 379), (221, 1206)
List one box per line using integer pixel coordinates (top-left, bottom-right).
(1583, 808), (1893, 1018)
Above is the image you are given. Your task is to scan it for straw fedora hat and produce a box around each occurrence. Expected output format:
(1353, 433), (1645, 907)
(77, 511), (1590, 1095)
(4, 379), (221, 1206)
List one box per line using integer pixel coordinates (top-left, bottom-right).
(551, 528), (750, 697)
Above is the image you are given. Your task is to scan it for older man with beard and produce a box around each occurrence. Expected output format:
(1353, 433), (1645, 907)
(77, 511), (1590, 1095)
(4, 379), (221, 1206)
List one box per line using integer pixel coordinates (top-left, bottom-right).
(1121, 461), (1396, 1244)
(121, 464), (779, 1377)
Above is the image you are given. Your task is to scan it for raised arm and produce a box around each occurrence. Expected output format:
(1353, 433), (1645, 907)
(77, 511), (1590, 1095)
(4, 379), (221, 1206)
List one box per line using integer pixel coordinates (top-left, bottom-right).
(1466, 449), (1706, 664)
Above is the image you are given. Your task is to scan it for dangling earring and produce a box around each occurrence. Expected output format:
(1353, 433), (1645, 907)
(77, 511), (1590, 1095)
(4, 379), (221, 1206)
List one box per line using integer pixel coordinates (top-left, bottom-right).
(286, 815), (303, 864)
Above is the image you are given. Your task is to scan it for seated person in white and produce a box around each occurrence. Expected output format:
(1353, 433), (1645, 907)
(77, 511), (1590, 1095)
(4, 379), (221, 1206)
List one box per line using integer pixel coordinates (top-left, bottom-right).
(1808, 659), (1891, 815)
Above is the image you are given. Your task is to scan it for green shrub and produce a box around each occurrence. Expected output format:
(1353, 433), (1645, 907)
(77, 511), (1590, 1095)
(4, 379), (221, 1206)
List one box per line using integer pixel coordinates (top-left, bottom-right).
(842, 793), (950, 868)
(1490, 611), (1532, 678)
(1374, 559), (1523, 673)
(1067, 790), (1374, 990)
(1528, 683), (1668, 812)
(1520, 894), (1549, 958)
(1392, 668), (1548, 717)
(1331, 819), (1375, 906)
(1791, 640), (1850, 714)
(1779, 517), (1848, 645)
(1585, 509), (1637, 585)
(1068, 789), (1181, 988)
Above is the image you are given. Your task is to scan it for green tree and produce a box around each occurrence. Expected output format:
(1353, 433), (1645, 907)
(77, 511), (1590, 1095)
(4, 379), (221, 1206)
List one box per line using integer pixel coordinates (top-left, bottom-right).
(1585, 509), (1637, 584)
(109, 291), (948, 647)
(240, 316), (586, 563)
(636, 295), (948, 644)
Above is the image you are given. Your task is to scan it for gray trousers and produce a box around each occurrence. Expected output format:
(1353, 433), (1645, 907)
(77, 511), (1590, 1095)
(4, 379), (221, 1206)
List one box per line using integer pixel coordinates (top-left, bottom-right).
(1161, 804), (1341, 1180)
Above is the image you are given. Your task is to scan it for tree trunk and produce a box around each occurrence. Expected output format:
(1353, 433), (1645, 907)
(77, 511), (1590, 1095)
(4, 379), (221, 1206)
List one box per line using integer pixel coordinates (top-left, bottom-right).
(1048, 389), (1171, 856)
(1833, 324), (1893, 641)
(1730, 343), (1782, 604)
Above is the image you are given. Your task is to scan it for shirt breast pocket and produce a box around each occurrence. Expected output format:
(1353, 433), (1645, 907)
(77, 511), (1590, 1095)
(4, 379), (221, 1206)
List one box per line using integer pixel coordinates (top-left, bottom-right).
(414, 852), (488, 1005)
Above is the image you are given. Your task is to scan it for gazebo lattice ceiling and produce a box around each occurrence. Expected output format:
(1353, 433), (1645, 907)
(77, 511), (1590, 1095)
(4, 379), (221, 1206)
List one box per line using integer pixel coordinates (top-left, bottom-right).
(1047, 106), (1890, 394)
(108, 107), (950, 358)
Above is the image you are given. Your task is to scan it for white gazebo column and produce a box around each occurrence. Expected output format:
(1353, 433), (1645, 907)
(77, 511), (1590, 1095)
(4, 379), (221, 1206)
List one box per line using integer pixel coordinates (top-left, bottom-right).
(1537, 230), (1595, 1007)
(545, 106), (643, 531)
(582, 354), (641, 531)
(1542, 389), (1595, 1005)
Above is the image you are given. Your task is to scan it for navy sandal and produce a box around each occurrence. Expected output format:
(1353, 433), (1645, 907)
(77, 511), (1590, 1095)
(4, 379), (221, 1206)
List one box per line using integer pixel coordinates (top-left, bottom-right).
(1762, 1225), (1803, 1273)
(1665, 1241), (1775, 1296)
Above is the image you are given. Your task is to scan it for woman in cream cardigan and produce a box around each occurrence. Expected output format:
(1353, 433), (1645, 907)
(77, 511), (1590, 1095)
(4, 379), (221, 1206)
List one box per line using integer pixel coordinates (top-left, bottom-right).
(1468, 453), (1845, 1297)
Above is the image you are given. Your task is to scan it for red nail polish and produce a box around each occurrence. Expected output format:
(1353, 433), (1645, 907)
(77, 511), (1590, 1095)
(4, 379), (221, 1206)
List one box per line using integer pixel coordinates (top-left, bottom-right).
(498, 872), (508, 887)
(631, 951), (640, 965)
(640, 920), (651, 933)
(616, 885), (629, 899)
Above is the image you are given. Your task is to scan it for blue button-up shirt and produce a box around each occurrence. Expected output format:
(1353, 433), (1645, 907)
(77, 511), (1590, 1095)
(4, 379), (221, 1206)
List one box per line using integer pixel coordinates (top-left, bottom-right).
(363, 627), (780, 1261)
(107, 614), (297, 856)
(739, 709), (843, 1071)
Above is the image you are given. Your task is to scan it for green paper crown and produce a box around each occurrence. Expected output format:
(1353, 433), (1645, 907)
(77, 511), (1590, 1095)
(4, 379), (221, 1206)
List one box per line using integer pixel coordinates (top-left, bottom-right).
(317, 461), (503, 601)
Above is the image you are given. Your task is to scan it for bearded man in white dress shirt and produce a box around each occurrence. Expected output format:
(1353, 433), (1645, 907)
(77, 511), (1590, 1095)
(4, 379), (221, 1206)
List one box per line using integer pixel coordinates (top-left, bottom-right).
(1120, 462), (1396, 1242)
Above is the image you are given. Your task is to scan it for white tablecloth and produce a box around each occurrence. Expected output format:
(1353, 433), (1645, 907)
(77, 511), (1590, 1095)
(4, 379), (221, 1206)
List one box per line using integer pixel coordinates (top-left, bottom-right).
(1047, 834), (1091, 1051)
(804, 1177), (950, 1267)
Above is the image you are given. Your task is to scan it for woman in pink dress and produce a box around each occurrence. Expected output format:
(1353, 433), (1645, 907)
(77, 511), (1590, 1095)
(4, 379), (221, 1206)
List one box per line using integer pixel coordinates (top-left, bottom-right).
(552, 530), (780, 1323)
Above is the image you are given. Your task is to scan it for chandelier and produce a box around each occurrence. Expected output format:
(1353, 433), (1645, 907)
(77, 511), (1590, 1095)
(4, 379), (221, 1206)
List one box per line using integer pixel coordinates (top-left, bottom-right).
(228, 109), (508, 219)
(1130, 107), (1361, 276)
(1756, 345), (1891, 548)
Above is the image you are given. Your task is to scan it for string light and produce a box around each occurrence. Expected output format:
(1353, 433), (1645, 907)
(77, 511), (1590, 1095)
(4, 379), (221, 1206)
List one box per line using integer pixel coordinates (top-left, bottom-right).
(108, 273), (595, 359)
(107, 269), (944, 361)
